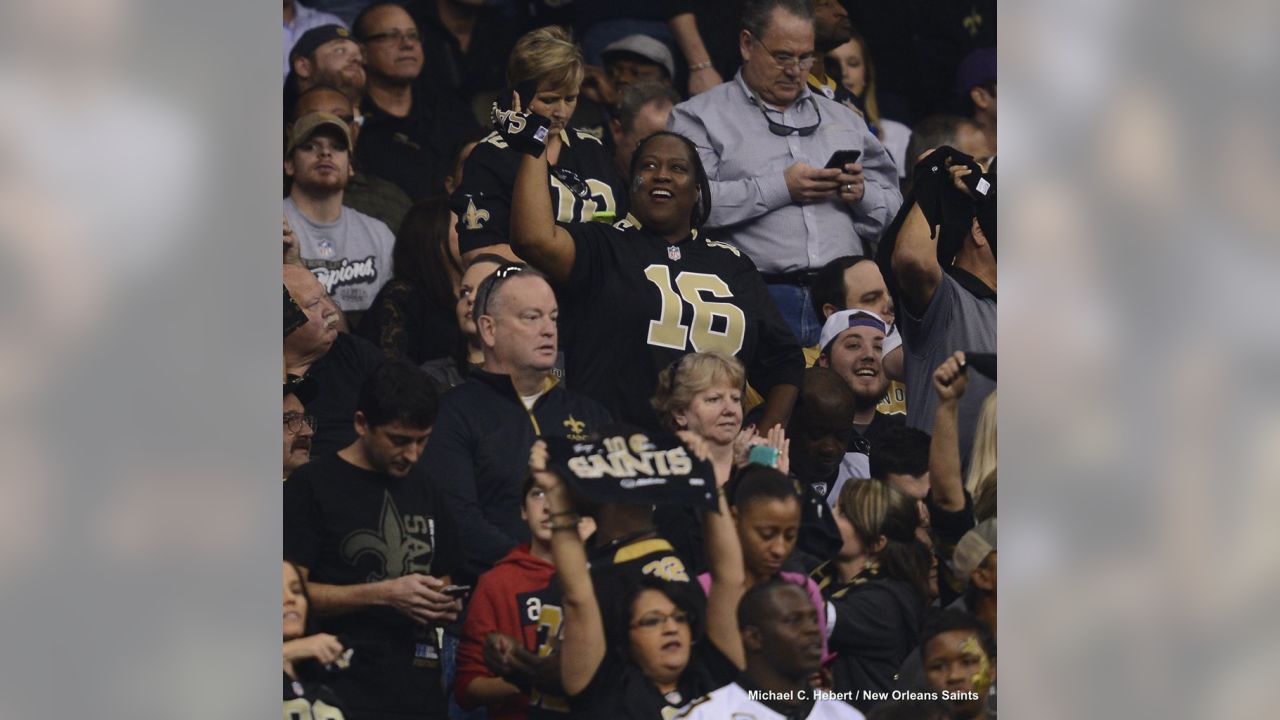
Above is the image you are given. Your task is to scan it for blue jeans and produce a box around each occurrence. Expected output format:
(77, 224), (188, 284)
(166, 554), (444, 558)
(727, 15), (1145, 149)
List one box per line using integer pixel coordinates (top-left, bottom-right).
(444, 625), (488, 720)
(766, 283), (821, 347)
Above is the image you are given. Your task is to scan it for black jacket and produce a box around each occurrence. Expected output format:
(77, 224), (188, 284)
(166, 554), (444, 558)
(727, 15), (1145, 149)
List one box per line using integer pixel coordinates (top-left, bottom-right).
(423, 369), (612, 582)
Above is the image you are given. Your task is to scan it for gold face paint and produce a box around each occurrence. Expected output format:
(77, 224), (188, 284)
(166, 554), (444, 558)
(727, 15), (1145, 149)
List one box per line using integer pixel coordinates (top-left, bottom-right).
(961, 635), (993, 695)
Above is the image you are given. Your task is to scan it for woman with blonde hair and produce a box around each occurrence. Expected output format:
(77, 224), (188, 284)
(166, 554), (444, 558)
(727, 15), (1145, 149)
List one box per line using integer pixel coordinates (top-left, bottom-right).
(652, 351), (752, 486)
(453, 25), (627, 264)
(818, 478), (930, 711)
(966, 389), (997, 496)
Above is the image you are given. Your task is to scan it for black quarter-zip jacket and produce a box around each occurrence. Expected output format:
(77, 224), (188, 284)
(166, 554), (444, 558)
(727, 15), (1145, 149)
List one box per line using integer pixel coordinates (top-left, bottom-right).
(423, 368), (613, 583)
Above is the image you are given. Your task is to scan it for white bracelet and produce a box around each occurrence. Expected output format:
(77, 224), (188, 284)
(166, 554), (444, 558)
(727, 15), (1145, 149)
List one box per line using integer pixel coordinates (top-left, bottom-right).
(689, 61), (713, 72)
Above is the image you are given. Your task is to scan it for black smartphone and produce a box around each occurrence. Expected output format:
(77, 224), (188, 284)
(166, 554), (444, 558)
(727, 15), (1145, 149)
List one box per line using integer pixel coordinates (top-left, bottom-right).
(442, 584), (473, 597)
(825, 149), (862, 170)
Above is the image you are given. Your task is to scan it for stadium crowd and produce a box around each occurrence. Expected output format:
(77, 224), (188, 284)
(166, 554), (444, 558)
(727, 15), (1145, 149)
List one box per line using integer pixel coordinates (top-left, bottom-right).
(282, 1), (996, 718)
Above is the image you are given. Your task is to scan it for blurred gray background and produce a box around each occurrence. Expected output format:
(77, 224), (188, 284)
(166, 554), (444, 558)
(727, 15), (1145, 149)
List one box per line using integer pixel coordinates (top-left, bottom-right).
(0, 0), (277, 716)
(0, 0), (1276, 716)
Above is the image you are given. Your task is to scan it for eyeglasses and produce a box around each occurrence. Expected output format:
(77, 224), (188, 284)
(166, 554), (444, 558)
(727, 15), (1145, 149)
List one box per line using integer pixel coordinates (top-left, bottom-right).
(748, 33), (817, 72)
(631, 610), (690, 630)
(283, 412), (317, 433)
(473, 264), (527, 320)
(753, 93), (822, 137)
(362, 29), (421, 46)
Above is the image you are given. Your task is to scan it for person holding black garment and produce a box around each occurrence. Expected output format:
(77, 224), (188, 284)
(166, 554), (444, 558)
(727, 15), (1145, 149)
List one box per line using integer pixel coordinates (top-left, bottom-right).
(885, 148), (995, 469)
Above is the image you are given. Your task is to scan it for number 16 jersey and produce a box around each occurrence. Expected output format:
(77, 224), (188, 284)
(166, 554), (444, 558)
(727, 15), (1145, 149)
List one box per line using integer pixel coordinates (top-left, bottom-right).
(560, 215), (804, 429)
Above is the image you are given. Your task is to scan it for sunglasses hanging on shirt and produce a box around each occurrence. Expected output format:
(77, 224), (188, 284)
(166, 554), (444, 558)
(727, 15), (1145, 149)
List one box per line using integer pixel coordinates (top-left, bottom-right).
(752, 93), (822, 137)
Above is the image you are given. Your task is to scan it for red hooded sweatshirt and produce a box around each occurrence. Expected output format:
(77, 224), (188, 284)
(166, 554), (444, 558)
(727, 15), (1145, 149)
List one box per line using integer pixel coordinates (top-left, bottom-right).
(455, 543), (566, 719)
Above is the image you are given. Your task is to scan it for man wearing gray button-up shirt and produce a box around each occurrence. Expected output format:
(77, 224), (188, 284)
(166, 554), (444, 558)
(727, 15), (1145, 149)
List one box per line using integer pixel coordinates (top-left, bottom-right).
(668, 0), (901, 346)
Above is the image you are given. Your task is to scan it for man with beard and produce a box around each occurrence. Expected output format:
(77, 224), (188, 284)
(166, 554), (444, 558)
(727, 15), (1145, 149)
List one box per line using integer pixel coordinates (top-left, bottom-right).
(283, 374), (318, 479)
(284, 113), (396, 324)
(675, 579), (865, 719)
(284, 0), (346, 77)
(287, 24), (366, 105)
(353, 2), (479, 199)
(810, 255), (906, 413)
(291, 85), (413, 234)
(816, 309), (905, 506)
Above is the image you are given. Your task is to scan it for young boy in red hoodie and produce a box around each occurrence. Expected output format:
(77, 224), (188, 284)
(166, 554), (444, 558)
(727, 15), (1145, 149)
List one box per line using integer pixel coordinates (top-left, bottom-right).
(455, 470), (594, 719)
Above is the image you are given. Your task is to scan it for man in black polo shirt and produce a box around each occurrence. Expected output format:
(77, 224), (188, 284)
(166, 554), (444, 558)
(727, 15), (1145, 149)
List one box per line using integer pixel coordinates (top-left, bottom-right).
(352, 2), (480, 200)
(285, 360), (463, 719)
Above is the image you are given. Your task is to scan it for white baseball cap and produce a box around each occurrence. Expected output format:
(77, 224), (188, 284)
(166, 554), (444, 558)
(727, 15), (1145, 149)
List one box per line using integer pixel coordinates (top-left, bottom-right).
(818, 309), (888, 355)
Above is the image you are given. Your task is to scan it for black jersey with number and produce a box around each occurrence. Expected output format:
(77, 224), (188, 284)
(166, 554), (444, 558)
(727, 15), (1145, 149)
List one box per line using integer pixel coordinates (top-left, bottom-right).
(284, 454), (462, 719)
(284, 671), (348, 720)
(558, 216), (804, 429)
(451, 128), (628, 255)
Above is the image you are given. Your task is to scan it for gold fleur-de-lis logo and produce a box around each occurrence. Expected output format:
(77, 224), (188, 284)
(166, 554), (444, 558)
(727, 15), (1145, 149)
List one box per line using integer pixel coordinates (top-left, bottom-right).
(463, 196), (490, 230)
(963, 11), (983, 37)
(340, 492), (432, 581)
(563, 415), (586, 436)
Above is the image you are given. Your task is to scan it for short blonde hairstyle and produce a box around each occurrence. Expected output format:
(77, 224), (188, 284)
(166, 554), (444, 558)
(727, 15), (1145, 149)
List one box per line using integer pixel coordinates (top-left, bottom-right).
(507, 26), (585, 94)
(651, 352), (746, 433)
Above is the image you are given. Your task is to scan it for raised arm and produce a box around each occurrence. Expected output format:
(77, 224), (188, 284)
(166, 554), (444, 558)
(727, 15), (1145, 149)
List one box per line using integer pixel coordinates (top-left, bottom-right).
(929, 352), (968, 512)
(508, 151), (575, 283)
(500, 97), (577, 283)
(703, 484), (746, 667)
(530, 441), (605, 696)
(890, 201), (943, 316)
(667, 12), (723, 95)
(680, 431), (746, 668)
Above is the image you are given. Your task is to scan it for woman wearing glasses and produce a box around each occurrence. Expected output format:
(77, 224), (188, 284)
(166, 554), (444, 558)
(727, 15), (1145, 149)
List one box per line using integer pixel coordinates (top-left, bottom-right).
(528, 435), (746, 719)
(452, 26), (627, 265)
(506, 104), (804, 432)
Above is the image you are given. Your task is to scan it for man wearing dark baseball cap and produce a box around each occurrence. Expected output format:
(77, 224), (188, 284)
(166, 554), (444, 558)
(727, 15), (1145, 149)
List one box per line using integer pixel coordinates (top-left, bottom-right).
(287, 24), (366, 106)
(284, 112), (396, 325)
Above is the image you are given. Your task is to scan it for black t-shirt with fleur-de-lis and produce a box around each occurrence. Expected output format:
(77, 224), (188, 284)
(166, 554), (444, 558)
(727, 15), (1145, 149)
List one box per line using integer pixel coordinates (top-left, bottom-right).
(284, 453), (461, 718)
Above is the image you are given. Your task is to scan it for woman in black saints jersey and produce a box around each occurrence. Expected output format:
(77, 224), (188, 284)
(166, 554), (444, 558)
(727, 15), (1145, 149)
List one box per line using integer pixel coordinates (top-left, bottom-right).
(451, 26), (627, 264)
(507, 121), (804, 432)
(528, 438), (746, 720)
(283, 561), (349, 720)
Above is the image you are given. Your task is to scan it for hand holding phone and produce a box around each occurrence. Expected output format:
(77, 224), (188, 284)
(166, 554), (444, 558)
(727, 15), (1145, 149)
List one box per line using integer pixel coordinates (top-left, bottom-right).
(825, 149), (862, 170)
(442, 584), (473, 598)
